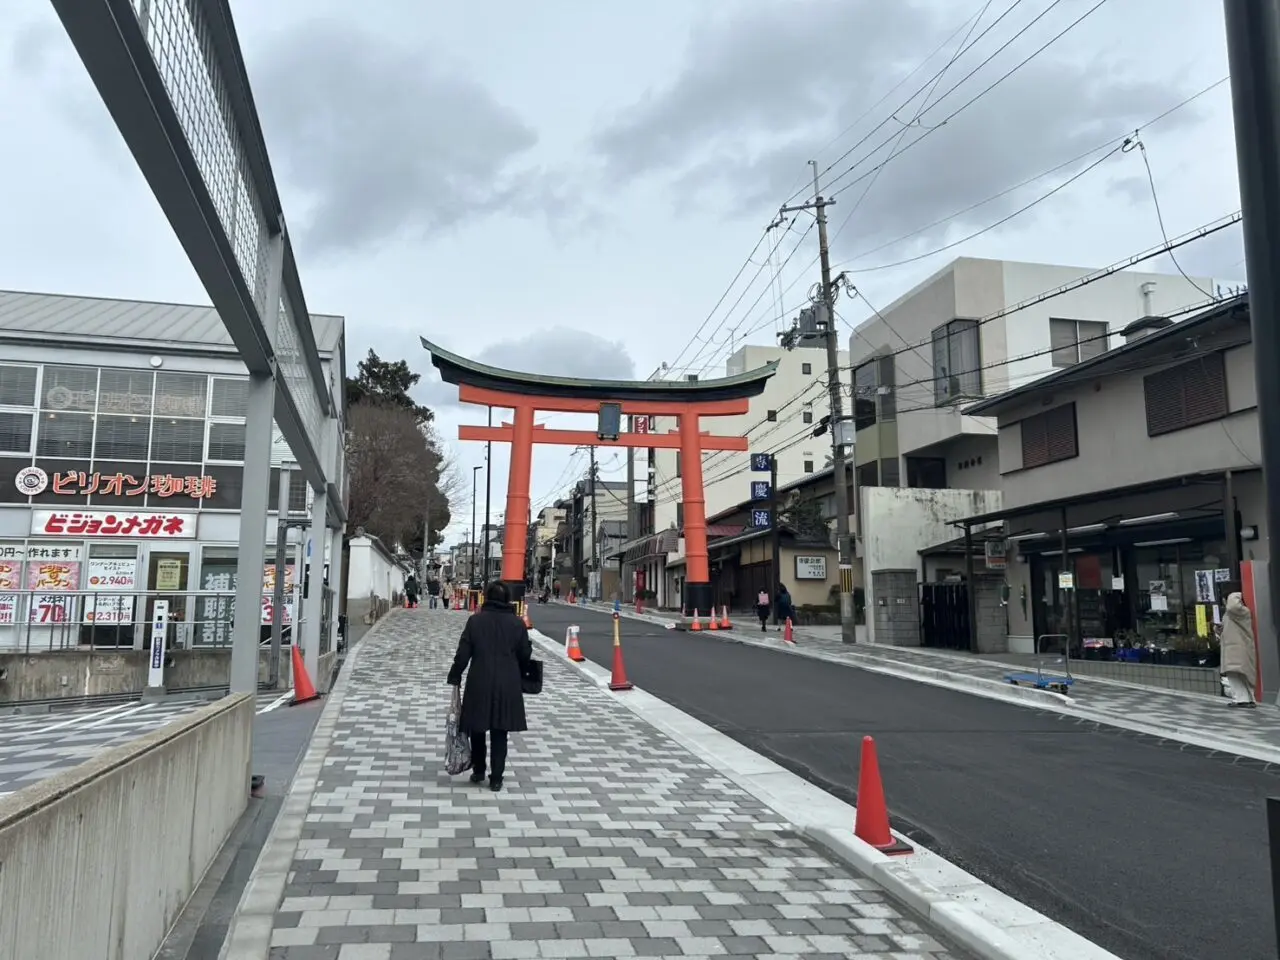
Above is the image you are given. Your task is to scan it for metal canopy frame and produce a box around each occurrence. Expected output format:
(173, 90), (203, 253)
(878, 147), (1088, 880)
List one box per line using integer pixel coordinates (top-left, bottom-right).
(49, 0), (334, 502)
(50, 0), (346, 694)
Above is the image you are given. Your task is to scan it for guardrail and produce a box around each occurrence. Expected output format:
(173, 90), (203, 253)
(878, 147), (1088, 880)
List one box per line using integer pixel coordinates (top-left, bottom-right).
(0, 588), (334, 656)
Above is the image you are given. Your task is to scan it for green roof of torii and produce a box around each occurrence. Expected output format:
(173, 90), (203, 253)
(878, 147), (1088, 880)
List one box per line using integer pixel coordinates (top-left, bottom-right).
(420, 337), (779, 402)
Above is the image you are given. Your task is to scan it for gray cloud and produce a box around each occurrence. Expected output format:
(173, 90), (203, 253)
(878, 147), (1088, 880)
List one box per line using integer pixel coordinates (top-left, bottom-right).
(248, 20), (559, 257)
(418, 327), (638, 411)
(589, 1), (1206, 260)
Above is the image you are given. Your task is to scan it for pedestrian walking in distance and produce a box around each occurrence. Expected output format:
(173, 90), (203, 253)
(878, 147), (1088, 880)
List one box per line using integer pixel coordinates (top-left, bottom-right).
(404, 574), (420, 609)
(755, 588), (770, 632)
(446, 580), (533, 791)
(1220, 591), (1258, 709)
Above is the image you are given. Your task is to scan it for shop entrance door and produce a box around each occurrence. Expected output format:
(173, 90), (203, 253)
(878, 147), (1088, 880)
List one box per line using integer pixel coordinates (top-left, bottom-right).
(920, 582), (971, 650)
(147, 550), (190, 650)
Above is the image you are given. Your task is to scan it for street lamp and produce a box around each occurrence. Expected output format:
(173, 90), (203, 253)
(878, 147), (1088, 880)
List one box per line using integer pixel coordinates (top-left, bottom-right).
(471, 465), (482, 588)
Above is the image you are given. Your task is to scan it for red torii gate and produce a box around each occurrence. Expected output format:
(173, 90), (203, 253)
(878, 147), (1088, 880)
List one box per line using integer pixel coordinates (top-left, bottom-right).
(421, 339), (778, 616)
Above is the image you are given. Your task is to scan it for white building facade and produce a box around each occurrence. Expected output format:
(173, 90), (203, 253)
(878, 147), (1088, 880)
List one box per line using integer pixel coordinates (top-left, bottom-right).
(644, 343), (847, 609)
(847, 256), (1224, 643)
(0, 290), (347, 659)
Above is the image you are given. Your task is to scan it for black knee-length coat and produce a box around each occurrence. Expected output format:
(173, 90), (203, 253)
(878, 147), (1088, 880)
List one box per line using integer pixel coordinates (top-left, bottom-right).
(446, 600), (533, 733)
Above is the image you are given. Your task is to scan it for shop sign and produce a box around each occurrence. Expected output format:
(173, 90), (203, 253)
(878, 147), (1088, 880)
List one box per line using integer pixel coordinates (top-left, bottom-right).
(85, 557), (137, 625)
(31, 510), (196, 539)
(26, 557), (80, 624)
(14, 466), (218, 500)
(794, 555), (828, 580)
(0, 555), (19, 625)
(45, 384), (204, 418)
(196, 563), (299, 643)
(984, 539), (1008, 571)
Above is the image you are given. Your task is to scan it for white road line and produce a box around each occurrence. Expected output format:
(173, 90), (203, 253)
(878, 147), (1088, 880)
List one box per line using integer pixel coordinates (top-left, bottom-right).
(18, 701), (137, 737)
(258, 691), (294, 714)
(79, 702), (154, 729)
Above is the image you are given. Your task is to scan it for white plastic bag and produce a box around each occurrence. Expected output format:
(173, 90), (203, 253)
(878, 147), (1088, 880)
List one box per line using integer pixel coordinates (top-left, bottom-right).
(444, 686), (472, 776)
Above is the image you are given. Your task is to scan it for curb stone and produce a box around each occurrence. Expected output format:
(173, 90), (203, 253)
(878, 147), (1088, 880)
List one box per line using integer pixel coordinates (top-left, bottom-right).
(528, 626), (1123, 960)
(216, 613), (384, 960)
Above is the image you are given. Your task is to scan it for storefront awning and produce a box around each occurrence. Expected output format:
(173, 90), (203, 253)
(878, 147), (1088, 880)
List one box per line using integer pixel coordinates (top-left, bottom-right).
(950, 469), (1255, 529)
(608, 528), (678, 565)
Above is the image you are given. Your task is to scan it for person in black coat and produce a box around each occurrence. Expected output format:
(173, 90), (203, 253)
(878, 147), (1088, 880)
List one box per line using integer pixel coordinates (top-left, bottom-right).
(446, 581), (532, 792)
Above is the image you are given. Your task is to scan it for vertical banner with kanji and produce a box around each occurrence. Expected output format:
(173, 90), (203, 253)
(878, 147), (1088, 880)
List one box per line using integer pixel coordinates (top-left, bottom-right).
(26, 558), (81, 624)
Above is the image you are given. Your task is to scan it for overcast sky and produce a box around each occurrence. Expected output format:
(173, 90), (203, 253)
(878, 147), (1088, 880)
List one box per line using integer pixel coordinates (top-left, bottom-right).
(0, 0), (1245, 543)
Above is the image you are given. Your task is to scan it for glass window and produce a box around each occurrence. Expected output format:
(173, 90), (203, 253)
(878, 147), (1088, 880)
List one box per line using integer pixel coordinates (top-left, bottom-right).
(0, 411), (33, 454)
(0, 458), (28, 503)
(41, 366), (99, 412)
(1050, 318), (1109, 368)
(802, 406), (814, 424)
(30, 459), (89, 505)
(151, 417), (204, 462)
(931, 319), (981, 405)
(803, 459), (814, 474)
(203, 465), (244, 509)
(211, 378), (248, 419)
(97, 369), (154, 416)
(154, 373), (207, 419)
(87, 462), (150, 508)
(0, 365), (37, 407)
(207, 422), (247, 462)
(36, 412), (93, 458)
(269, 469), (311, 515)
(802, 363), (812, 375)
(853, 362), (877, 430)
(94, 415), (150, 461)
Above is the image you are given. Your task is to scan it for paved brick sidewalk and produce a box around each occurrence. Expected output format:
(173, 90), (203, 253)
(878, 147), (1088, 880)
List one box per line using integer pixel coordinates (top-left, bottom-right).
(561, 601), (1280, 758)
(261, 609), (968, 959)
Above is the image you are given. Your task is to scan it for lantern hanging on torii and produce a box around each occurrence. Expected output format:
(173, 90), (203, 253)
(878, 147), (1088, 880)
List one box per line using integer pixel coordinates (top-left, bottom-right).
(420, 338), (778, 618)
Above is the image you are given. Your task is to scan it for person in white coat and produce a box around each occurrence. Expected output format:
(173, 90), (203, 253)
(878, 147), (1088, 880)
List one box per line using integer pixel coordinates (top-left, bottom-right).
(1219, 592), (1258, 709)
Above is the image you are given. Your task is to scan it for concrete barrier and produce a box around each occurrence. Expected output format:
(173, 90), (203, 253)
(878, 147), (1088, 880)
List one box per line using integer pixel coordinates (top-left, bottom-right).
(0, 694), (254, 960)
(0, 647), (337, 704)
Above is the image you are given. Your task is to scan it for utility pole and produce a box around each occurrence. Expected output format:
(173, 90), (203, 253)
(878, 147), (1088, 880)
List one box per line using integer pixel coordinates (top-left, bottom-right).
(1225, 4), (1280, 695)
(625, 419), (635, 604)
(589, 446), (599, 600)
(770, 454), (782, 627)
(781, 161), (856, 644)
(483, 406), (493, 585)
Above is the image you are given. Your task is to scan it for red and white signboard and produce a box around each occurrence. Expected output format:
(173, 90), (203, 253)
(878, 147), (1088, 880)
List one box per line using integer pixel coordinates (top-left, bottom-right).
(25, 557), (80, 624)
(85, 557), (138, 625)
(31, 510), (196, 539)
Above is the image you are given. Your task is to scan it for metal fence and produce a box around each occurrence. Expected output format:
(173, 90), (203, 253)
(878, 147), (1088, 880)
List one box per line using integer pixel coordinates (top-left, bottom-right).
(0, 588), (315, 655)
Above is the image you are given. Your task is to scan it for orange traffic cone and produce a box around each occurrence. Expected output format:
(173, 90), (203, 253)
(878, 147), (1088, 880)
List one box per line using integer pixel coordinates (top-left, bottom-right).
(719, 606), (732, 630)
(708, 608), (719, 631)
(522, 604), (533, 629)
(608, 612), (633, 691)
(690, 609), (702, 631)
(290, 645), (320, 705)
(783, 617), (795, 644)
(853, 736), (912, 855)
(565, 625), (585, 662)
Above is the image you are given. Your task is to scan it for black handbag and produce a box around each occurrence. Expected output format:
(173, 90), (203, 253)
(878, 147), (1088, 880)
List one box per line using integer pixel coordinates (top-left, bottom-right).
(521, 658), (543, 695)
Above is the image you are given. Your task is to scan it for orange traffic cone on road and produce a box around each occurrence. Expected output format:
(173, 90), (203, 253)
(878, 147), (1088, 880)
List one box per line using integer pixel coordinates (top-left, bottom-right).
(708, 608), (719, 631)
(719, 606), (732, 630)
(690, 610), (702, 631)
(853, 736), (913, 855)
(290, 645), (320, 705)
(608, 611), (633, 691)
(565, 625), (585, 662)
(783, 617), (795, 645)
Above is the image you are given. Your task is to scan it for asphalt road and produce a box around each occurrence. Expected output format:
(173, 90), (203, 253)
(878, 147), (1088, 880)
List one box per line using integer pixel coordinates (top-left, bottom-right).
(531, 602), (1277, 960)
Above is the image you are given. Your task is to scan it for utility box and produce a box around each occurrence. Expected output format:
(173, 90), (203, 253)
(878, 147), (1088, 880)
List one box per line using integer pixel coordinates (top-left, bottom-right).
(597, 402), (621, 441)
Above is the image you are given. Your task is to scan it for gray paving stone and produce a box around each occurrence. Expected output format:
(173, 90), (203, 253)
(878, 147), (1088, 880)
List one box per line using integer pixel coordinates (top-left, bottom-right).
(261, 610), (968, 958)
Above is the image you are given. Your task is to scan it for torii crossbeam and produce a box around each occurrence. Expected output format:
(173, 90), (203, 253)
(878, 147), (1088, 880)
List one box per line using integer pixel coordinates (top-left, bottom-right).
(421, 338), (778, 615)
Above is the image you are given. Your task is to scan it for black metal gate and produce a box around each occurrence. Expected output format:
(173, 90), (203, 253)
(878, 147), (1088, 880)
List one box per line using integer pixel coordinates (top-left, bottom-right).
(920, 582), (971, 651)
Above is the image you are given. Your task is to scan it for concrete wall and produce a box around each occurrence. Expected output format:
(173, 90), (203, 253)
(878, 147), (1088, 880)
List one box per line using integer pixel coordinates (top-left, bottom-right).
(0, 694), (253, 960)
(0, 647), (337, 704)
(346, 536), (407, 624)
(996, 341), (1260, 508)
(870, 569), (919, 646)
(861, 486), (1002, 643)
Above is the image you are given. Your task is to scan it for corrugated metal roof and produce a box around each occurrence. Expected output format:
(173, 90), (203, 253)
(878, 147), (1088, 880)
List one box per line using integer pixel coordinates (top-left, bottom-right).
(0, 289), (344, 354)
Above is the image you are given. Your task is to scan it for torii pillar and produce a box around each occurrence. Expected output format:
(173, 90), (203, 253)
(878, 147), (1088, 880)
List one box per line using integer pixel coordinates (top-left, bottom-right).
(421, 338), (778, 615)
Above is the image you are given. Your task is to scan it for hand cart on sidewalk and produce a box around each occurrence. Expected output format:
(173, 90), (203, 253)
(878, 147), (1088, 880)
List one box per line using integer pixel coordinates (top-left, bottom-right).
(1004, 633), (1074, 694)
